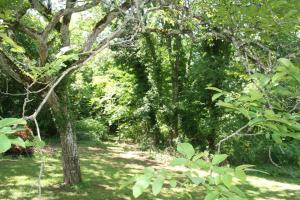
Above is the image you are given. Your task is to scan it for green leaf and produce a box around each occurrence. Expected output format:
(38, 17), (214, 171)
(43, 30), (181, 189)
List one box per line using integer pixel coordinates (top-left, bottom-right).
(212, 93), (224, 101)
(152, 176), (164, 196)
(237, 108), (250, 119)
(282, 132), (300, 140)
(254, 73), (270, 86)
(206, 86), (223, 93)
(249, 90), (263, 100)
(177, 143), (195, 159)
(235, 164), (254, 171)
(214, 175), (222, 185)
(133, 176), (150, 198)
(170, 158), (188, 166)
(272, 72), (286, 83)
(169, 180), (177, 188)
(196, 159), (211, 170)
(10, 137), (25, 148)
(204, 191), (218, 200)
(0, 134), (11, 153)
(212, 154), (228, 165)
(263, 123), (279, 132)
(231, 186), (245, 197)
(221, 174), (232, 188)
(189, 176), (204, 185)
(0, 118), (26, 129)
(290, 124), (300, 132)
(25, 137), (45, 148)
(144, 167), (155, 176)
(235, 168), (247, 182)
(217, 102), (236, 109)
(248, 117), (265, 126)
(0, 127), (16, 134)
(239, 95), (251, 102)
(264, 110), (276, 119)
(192, 152), (206, 161)
(272, 133), (282, 144)
(278, 58), (293, 68)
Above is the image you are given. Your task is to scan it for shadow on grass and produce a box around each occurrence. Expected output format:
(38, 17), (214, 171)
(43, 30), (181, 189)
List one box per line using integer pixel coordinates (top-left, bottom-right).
(0, 141), (201, 200)
(240, 182), (300, 200)
(0, 141), (299, 200)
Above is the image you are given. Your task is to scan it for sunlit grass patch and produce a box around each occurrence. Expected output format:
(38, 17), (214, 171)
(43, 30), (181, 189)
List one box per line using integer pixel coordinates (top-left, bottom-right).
(0, 141), (299, 200)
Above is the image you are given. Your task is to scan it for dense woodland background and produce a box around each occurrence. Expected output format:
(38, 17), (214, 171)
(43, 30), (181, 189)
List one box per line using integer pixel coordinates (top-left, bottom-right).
(0, 0), (300, 199)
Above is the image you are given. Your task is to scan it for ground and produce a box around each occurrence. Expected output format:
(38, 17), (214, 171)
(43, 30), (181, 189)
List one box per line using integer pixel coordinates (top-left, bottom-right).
(0, 140), (299, 200)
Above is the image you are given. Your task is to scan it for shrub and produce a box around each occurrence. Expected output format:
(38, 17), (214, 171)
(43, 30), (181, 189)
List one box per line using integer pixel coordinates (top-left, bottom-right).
(75, 118), (107, 141)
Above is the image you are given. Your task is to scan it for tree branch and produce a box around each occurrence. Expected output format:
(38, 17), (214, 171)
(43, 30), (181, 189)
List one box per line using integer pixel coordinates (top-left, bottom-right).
(60, 0), (77, 47)
(83, 1), (131, 51)
(12, 23), (42, 40)
(268, 146), (281, 168)
(25, 26), (125, 121)
(42, 0), (102, 40)
(0, 50), (34, 86)
(216, 124), (249, 153)
(35, 0), (102, 66)
(29, 0), (52, 20)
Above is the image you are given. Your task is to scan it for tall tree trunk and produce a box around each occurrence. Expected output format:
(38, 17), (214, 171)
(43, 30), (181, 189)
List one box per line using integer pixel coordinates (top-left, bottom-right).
(167, 35), (182, 146)
(172, 35), (181, 141)
(47, 91), (82, 185)
(143, 33), (162, 145)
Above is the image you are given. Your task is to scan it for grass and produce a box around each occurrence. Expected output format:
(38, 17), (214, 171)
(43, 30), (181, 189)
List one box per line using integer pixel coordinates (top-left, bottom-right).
(0, 140), (299, 200)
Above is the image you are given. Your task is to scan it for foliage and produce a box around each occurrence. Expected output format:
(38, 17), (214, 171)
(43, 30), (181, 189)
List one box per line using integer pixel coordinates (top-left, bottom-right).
(0, 0), (299, 197)
(131, 143), (252, 199)
(0, 118), (27, 153)
(0, 117), (46, 154)
(210, 59), (300, 145)
(75, 118), (107, 141)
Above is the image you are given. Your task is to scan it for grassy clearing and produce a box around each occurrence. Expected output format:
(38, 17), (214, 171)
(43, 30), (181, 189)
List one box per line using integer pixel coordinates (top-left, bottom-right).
(0, 140), (299, 200)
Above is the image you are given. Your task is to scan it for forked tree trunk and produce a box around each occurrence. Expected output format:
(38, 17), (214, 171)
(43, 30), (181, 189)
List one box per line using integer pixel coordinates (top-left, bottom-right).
(47, 92), (82, 185)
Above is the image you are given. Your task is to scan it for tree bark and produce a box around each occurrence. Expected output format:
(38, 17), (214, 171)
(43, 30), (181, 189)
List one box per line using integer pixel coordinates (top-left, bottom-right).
(166, 35), (182, 146)
(172, 35), (181, 142)
(143, 33), (163, 145)
(47, 92), (82, 185)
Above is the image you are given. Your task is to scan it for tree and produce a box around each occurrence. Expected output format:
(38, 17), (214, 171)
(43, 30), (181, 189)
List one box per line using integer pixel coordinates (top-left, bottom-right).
(0, 0), (137, 184)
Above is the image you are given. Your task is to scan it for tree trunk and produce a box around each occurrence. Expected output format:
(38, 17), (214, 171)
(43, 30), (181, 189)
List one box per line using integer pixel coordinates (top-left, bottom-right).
(172, 35), (181, 141)
(166, 35), (182, 146)
(143, 33), (163, 144)
(47, 92), (82, 185)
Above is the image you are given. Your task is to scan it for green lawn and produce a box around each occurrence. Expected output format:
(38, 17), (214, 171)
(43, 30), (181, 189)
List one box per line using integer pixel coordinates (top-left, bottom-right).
(0, 141), (299, 200)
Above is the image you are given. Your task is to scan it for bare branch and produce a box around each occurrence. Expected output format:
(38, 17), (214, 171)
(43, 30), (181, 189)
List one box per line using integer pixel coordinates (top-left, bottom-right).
(34, 118), (41, 141)
(289, 101), (300, 113)
(22, 88), (33, 118)
(268, 146), (281, 168)
(42, 0), (102, 40)
(0, 83), (51, 96)
(83, 1), (131, 51)
(216, 124), (249, 153)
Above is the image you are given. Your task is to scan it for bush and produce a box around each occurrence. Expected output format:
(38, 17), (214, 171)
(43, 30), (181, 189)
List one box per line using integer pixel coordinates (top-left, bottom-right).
(75, 118), (107, 141)
(224, 137), (300, 167)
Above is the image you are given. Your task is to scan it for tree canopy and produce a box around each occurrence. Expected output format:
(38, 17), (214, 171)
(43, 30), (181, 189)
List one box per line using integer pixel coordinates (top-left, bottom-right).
(0, 0), (299, 199)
